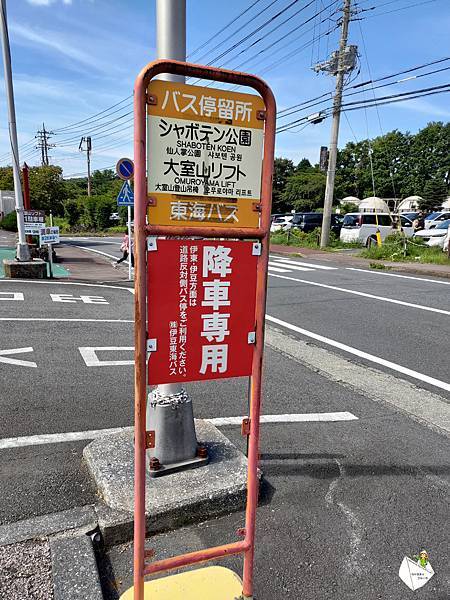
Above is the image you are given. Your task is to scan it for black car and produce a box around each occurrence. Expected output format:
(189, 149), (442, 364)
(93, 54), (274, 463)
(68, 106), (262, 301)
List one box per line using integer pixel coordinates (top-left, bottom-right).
(290, 212), (343, 234)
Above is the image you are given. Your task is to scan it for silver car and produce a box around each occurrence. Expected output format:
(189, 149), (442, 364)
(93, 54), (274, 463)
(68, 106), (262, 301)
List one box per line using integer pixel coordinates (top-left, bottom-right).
(414, 219), (450, 248)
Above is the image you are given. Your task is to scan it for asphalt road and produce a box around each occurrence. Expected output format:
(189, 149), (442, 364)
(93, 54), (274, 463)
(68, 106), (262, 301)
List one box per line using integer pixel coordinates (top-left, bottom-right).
(0, 238), (448, 599)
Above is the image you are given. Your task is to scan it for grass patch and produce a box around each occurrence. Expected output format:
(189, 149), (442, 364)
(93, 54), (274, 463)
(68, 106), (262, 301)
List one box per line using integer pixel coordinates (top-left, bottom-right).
(369, 262), (388, 270)
(360, 234), (450, 265)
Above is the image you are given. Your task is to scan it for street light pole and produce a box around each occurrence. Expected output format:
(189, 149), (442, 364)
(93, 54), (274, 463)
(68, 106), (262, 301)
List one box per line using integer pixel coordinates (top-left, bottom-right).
(154, 0), (186, 402)
(320, 0), (352, 248)
(0, 0), (30, 261)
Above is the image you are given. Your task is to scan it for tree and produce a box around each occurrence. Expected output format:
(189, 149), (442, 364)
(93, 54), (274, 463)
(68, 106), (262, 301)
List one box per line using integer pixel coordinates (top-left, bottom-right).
(282, 169), (327, 211)
(340, 202), (359, 214)
(420, 179), (447, 211)
(296, 158), (314, 172)
(0, 166), (14, 190)
(28, 166), (67, 215)
(272, 158), (295, 213)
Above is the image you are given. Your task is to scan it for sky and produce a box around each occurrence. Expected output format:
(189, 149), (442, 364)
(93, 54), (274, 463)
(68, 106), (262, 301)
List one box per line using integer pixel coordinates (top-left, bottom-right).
(0, 0), (449, 178)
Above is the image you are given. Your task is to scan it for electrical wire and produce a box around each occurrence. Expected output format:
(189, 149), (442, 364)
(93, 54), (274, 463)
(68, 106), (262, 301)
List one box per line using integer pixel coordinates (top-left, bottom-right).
(188, 0), (267, 60)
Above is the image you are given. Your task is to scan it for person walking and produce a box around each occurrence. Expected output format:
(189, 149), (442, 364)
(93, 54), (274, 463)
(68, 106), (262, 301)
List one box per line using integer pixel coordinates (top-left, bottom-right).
(113, 233), (134, 268)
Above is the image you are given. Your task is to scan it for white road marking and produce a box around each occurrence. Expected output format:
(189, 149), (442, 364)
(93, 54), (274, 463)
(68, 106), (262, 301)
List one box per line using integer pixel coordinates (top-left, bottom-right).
(0, 412), (359, 449)
(266, 314), (450, 393)
(210, 412), (357, 426)
(73, 244), (129, 264)
(63, 238), (121, 245)
(0, 292), (23, 301)
(268, 265), (291, 273)
(268, 261), (313, 272)
(0, 318), (132, 322)
(0, 279), (134, 294)
(268, 273), (450, 316)
(0, 347), (37, 368)
(50, 293), (109, 304)
(346, 267), (450, 285)
(271, 257), (337, 270)
(79, 346), (134, 366)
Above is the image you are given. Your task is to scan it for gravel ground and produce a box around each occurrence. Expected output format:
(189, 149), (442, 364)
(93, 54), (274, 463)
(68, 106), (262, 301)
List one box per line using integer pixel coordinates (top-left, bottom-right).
(0, 539), (53, 599)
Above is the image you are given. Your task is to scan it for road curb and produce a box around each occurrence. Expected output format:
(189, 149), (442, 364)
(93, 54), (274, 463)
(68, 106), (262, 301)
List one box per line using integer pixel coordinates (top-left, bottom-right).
(0, 505), (97, 546)
(51, 534), (103, 600)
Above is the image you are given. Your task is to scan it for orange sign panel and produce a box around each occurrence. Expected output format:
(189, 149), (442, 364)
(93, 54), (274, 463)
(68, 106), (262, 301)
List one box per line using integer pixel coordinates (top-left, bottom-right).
(146, 80), (265, 228)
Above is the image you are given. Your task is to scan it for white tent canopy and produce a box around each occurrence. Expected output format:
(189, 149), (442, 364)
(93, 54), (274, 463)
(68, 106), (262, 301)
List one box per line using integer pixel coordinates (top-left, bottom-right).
(398, 196), (422, 212)
(359, 197), (390, 213)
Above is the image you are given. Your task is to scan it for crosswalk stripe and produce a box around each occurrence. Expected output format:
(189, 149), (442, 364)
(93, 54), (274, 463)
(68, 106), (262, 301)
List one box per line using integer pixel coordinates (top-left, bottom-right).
(270, 257), (337, 270)
(268, 265), (292, 273)
(269, 261), (313, 272)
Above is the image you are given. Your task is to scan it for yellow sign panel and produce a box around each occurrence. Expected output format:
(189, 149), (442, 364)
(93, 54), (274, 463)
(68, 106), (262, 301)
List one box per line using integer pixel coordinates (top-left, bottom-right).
(147, 80), (265, 228)
(120, 566), (243, 599)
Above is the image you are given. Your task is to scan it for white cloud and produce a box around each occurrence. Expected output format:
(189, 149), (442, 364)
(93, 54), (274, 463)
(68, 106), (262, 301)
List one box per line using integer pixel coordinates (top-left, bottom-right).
(27, 0), (73, 5)
(392, 97), (450, 119)
(26, 0), (53, 5)
(9, 22), (108, 72)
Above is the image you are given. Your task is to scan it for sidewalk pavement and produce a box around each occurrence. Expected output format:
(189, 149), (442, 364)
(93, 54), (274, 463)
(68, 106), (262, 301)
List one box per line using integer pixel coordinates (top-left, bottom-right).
(0, 229), (130, 283)
(270, 243), (450, 279)
(55, 244), (131, 283)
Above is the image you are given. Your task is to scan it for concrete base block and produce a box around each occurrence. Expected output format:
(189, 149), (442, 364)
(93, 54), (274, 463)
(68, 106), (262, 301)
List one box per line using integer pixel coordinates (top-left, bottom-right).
(84, 420), (250, 544)
(3, 258), (47, 279)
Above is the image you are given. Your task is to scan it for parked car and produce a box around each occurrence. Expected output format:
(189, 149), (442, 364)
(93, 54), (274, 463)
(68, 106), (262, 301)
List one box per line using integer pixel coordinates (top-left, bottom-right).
(414, 219), (450, 248)
(109, 212), (120, 221)
(424, 211), (450, 229)
(340, 212), (412, 246)
(286, 212), (343, 234)
(270, 214), (293, 232)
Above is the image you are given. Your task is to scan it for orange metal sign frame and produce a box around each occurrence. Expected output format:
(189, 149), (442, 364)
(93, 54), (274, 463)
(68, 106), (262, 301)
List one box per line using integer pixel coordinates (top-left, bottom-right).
(133, 59), (276, 600)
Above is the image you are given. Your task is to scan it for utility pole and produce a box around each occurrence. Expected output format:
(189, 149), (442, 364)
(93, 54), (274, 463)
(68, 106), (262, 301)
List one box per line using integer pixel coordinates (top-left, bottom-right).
(316, 0), (356, 247)
(35, 123), (54, 166)
(0, 0), (30, 261)
(79, 136), (92, 195)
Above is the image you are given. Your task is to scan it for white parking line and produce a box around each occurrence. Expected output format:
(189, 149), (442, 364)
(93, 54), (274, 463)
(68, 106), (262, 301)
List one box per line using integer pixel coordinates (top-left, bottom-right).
(0, 318), (133, 322)
(266, 314), (450, 393)
(79, 346), (134, 366)
(268, 273), (450, 316)
(346, 267), (450, 285)
(0, 279), (134, 294)
(270, 257), (337, 270)
(0, 412), (358, 449)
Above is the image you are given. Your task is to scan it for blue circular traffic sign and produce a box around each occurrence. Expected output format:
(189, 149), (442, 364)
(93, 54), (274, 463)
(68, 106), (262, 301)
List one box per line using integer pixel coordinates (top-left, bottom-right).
(116, 157), (134, 180)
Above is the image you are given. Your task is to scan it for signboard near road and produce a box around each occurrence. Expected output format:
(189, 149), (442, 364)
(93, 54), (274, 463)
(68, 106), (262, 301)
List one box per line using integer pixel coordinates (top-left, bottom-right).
(146, 80), (265, 228)
(24, 210), (45, 235)
(117, 180), (134, 206)
(39, 226), (60, 245)
(147, 239), (258, 384)
(116, 157), (134, 181)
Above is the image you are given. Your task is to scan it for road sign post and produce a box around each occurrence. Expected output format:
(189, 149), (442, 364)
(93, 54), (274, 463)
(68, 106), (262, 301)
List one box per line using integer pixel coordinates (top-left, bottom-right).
(116, 160), (135, 281)
(129, 59), (276, 600)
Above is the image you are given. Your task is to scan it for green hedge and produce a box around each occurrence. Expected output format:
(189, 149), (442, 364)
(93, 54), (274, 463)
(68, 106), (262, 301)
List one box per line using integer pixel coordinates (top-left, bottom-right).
(0, 212), (17, 231)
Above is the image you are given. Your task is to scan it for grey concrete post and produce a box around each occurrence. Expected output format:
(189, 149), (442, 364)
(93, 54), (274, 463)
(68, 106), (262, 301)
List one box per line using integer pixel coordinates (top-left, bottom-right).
(0, 0), (30, 261)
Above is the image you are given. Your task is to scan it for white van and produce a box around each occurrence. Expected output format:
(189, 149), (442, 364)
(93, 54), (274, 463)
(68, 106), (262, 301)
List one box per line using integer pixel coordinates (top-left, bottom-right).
(340, 213), (413, 246)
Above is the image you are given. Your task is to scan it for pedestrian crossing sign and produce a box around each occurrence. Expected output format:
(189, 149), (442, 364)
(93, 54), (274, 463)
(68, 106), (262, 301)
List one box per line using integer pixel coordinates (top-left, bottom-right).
(117, 180), (134, 206)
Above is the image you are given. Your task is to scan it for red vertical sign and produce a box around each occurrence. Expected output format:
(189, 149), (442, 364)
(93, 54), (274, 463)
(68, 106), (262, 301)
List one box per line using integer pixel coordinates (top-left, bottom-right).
(147, 239), (258, 384)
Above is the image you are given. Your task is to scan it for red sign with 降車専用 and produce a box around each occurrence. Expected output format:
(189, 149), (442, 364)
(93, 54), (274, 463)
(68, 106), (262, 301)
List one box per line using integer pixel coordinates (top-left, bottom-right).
(147, 239), (258, 385)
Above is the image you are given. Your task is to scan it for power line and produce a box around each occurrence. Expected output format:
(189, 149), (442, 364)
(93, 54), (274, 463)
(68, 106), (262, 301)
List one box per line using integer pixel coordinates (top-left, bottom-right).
(188, 0), (267, 60)
(276, 83), (450, 132)
(277, 57), (450, 118)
